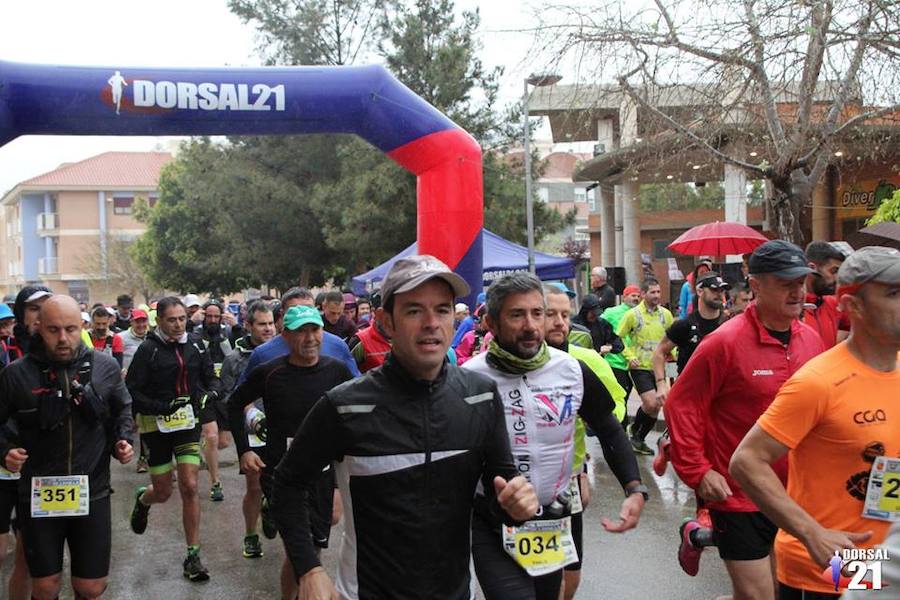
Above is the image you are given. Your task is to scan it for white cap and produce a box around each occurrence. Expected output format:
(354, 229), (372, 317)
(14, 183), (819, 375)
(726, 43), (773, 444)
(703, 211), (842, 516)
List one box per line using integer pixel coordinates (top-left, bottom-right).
(183, 293), (201, 308)
(80, 312), (90, 323)
(455, 302), (469, 313)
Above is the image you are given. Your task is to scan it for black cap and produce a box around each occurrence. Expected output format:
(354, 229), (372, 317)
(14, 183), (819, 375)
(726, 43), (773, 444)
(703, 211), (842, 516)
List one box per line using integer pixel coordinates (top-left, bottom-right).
(580, 294), (602, 311)
(696, 272), (729, 290)
(748, 240), (813, 279)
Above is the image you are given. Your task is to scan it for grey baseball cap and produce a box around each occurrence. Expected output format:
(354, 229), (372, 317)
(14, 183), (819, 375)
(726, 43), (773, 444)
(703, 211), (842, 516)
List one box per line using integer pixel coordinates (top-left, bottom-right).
(748, 240), (814, 279)
(381, 255), (470, 306)
(837, 246), (900, 292)
(696, 272), (730, 290)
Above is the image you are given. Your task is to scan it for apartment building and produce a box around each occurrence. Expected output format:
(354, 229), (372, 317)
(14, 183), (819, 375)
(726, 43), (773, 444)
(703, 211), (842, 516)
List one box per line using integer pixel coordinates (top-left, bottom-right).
(0, 151), (172, 304)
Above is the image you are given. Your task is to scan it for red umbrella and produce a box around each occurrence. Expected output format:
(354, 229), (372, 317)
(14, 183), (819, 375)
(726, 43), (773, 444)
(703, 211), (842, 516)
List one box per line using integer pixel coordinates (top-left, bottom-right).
(668, 221), (769, 256)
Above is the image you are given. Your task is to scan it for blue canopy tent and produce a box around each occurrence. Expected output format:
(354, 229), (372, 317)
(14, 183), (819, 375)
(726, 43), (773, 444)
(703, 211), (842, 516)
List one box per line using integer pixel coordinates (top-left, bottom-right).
(351, 229), (576, 296)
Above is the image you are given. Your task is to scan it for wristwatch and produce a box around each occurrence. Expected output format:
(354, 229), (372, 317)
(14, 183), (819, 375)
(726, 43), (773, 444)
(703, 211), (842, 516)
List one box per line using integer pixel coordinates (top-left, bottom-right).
(625, 483), (650, 502)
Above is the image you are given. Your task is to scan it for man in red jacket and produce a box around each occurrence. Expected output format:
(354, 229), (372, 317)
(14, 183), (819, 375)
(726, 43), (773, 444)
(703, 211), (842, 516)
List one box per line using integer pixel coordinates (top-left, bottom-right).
(667, 240), (825, 600)
(802, 241), (849, 348)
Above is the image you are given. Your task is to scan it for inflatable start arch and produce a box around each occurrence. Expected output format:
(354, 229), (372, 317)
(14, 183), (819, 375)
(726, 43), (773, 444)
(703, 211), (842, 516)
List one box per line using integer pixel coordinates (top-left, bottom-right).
(0, 61), (484, 302)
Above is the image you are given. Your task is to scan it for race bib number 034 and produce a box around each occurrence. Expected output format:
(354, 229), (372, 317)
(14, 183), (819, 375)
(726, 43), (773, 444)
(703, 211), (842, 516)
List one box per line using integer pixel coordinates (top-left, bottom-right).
(31, 475), (89, 518)
(502, 517), (578, 576)
(157, 403), (196, 433)
(862, 456), (900, 522)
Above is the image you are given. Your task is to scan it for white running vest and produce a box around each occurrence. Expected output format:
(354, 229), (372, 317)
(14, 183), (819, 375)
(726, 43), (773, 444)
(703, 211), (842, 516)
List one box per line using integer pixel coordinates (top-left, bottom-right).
(464, 347), (584, 506)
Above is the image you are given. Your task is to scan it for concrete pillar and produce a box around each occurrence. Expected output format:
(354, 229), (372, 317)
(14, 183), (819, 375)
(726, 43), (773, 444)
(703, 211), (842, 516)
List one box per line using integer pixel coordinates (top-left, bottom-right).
(614, 185), (624, 267)
(599, 184), (615, 267)
(724, 164), (748, 263)
(619, 96), (639, 145)
(811, 178), (831, 241)
(621, 181), (642, 285)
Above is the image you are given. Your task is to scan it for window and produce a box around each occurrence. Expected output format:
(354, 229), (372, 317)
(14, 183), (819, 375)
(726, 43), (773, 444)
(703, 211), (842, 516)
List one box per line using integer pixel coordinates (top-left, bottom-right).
(536, 188), (549, 203)
(653, 239), (676, 259)
(113, 196), (134, 215)
(574, 188), (587, 204)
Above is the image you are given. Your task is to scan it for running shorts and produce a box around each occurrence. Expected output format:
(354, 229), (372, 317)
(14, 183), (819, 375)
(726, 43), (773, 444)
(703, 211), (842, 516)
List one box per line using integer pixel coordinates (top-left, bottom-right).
(261, 464), (335, 549)
(777, 583), (840, 600)
(709, 509), (777, 561)
(564, 475), (586, 572)
(142, 427), (202, 474)
(0, 479), (17, 533)
(629, 369), (657, 395)
(19, 495), (111, 579)
(471, 510), (564, 600)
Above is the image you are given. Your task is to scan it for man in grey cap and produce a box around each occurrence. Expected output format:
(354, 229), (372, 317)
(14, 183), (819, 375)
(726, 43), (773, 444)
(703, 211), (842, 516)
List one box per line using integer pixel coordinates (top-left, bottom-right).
(731, 246), (900, 598)
(271, 255), (538, 600)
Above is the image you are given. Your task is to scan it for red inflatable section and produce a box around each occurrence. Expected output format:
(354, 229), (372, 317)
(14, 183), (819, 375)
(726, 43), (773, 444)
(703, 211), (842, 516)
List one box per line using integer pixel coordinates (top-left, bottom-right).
(388, 128), (483, 270)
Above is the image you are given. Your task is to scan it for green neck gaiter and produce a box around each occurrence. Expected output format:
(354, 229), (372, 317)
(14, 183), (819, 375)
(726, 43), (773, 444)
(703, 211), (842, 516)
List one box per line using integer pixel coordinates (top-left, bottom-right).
(486, 339), (551, 375)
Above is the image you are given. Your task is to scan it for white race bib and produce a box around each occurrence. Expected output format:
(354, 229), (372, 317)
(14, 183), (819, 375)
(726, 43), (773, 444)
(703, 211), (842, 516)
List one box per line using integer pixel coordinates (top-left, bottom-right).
(0, 466), (21, 481)
(567, 475), (584, 515)
(863, 456), (900, 522)
(156, 404), (196, 433)
(501, 517), (578, 576)
(31, 475), (89, 518)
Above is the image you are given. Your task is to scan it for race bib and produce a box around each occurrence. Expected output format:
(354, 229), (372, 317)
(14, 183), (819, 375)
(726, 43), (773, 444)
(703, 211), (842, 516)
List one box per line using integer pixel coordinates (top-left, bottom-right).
(31, 475), (89, 518)
(156, 403), (196, 433)
(567, 475), (584, 515)
(214, 363), (223, 377)
(0, 466), (20, 481)
(863, 456), (900, 522)
(501, 517), (578, 576)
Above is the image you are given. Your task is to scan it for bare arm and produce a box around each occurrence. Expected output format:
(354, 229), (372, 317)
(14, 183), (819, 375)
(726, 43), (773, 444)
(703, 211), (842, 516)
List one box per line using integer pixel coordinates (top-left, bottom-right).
(730, 424), (872, 568)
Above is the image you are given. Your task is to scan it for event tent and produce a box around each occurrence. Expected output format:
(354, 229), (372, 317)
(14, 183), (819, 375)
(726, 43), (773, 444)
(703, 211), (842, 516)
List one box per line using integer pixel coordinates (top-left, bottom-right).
(351, 229), (576, 296)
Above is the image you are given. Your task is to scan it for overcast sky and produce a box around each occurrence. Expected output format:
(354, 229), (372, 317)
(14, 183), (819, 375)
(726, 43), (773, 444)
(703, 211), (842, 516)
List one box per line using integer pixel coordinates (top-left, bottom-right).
(0, 0), (561, 194)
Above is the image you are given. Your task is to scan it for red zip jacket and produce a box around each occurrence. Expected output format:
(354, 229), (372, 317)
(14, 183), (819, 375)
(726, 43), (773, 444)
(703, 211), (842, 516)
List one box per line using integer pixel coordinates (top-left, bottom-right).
(802, 293), (848, 349)
(666, 303), (825, 512)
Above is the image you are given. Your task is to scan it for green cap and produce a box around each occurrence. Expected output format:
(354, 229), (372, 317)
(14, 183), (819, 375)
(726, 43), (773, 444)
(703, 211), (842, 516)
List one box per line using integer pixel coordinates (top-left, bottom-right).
(283, 305), (323, 330)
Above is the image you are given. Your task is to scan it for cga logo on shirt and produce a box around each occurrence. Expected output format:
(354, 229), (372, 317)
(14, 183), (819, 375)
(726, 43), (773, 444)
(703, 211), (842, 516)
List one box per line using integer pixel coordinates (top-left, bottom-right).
(853, 410), (887, 425)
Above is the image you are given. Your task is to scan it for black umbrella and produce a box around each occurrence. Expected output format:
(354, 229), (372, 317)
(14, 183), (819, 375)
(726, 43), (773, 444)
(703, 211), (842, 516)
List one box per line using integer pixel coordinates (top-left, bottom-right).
(846, 221), (900, 251)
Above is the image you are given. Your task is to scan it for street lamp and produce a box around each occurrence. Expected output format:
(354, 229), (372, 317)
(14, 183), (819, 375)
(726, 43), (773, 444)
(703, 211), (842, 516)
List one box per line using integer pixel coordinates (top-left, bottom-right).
(523, 73), (562, 274)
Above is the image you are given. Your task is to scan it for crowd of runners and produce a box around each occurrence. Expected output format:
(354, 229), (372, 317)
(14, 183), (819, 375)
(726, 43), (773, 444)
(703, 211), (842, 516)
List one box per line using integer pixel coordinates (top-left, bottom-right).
(0, 238), (895, 600)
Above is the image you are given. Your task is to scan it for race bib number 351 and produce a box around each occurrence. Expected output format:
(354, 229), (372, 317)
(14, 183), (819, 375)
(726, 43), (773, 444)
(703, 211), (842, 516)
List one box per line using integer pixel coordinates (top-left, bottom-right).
(31, 475), (89, 518)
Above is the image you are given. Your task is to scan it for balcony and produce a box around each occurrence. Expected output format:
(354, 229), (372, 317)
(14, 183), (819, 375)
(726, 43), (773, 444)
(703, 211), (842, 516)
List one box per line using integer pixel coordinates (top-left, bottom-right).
(37, 212), (58, 234)
(38, 256), (58, 275)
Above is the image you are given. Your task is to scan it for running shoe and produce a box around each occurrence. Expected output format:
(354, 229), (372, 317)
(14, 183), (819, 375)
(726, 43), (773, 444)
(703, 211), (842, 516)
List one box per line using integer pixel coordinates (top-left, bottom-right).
(678, 518), (703, 577)
(630, 437), (655, 456)
(652, 435), (671, 475)
(209, 482), (224, 502)
(136, 455), (148, 474)
(242, 534), (264, 559)
(130, 486), (150, 535)
(261, 498), (277, 540)
(183, 551), (210, 582)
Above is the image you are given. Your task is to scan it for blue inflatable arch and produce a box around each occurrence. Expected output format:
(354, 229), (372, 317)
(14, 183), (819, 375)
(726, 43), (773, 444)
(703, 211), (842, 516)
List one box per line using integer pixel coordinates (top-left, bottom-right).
(0, 61), (483, 301)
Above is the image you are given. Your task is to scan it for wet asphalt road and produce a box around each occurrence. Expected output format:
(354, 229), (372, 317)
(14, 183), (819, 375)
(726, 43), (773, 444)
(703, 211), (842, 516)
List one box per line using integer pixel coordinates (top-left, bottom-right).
(0, 430), (733, 600)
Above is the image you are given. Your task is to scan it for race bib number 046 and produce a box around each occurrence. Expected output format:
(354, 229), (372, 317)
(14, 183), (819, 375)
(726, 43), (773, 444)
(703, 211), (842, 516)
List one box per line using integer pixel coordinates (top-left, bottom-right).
(502, 517), (578, 576)
(863, 456), (900, 522)
(31, 475), (89, 518)
(157, 403), (196, 433)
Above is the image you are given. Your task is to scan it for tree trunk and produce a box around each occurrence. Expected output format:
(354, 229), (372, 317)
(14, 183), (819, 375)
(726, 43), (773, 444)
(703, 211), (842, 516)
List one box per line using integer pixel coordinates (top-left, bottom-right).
(767, 169), (809, 246)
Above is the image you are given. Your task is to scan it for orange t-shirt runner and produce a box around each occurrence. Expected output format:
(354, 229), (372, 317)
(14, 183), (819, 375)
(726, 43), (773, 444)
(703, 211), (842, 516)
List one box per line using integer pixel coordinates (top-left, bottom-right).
(756, 343), (900, 594)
